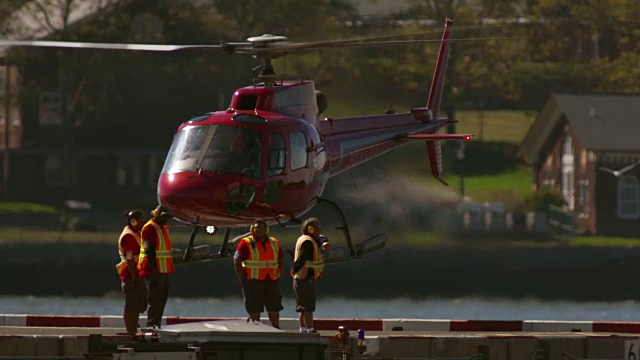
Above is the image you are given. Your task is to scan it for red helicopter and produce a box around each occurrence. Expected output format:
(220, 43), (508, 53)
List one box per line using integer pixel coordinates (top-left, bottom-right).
(1, 18), (471, 263)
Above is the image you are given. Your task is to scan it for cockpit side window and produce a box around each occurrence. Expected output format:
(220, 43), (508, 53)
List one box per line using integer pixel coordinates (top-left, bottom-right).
(268, 133), (285, 176)
(290, 131), (308, 171)
(161, 126), (210, 174)
(161, 125), (261, 177)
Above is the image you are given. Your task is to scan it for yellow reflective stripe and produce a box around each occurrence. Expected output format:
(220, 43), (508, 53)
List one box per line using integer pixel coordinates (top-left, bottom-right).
(242, 260), (277, 268)
(241, 237), (260, 279)
(305, 260), (324, 268)
(242, 236), (279, 279)
(139, 222), (172, 273)
(247, 238), (258, 259)
(158, 261), (167, 273)
(243, 260), (267, 267)
(152, 223), (167, 251)
(157, 226), (168, 273)
(269, 239), (278, 261)
(269, 237), (280, 278)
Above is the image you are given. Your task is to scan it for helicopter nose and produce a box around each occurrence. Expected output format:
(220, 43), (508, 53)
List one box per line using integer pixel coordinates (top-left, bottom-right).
(157, 172), (256, 224)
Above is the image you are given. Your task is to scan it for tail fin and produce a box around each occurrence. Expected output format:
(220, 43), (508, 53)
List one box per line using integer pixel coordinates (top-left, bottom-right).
(426, 18), (453, 121)
(404, 19), (469, 184)
(426, 19), (453, 183)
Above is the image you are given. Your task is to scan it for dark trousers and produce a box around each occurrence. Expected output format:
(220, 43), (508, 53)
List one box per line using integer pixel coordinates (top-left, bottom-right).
(144, 273), (170, 327)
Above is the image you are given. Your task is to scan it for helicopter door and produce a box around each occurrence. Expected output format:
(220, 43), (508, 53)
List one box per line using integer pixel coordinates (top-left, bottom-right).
(264, 132), (285, 203)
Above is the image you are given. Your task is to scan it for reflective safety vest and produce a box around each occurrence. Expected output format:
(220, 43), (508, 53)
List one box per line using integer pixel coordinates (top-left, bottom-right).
(138, 220), (175, 274)
(293, 235), (324, 280)
(116, 226), (141, 276)
(241, 235), (281, 280)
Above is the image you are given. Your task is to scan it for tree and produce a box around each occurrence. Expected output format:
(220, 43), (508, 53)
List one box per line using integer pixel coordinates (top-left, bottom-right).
(209, 0), (357, 41)
(387, 0), (529, 125)
(0, 1), (30, 36)
(531, 0), (640, 61)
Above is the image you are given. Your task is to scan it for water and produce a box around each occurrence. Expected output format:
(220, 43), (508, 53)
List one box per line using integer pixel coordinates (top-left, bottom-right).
(3, 296), (640, 322)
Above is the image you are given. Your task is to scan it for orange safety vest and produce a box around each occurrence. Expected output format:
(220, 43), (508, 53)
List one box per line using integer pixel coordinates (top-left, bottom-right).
(138, 220), (175, 274)
(293, 235), (324, 280)
(241, 235), (281, 280)
(116, 226), (141, 276)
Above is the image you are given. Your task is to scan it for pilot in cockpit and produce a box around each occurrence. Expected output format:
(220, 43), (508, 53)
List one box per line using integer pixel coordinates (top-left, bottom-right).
(227, 133), (260, 177)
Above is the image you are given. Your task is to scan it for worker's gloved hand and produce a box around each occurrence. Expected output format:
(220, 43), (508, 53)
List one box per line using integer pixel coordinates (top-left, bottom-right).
(319, 235), (330, 250)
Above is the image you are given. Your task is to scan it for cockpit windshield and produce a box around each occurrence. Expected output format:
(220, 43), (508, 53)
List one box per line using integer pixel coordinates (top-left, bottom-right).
(161, 125), (261, 177)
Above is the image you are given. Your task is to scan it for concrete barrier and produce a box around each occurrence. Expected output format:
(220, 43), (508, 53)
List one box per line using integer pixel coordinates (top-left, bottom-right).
(1, 320), (640, 360)
(6, 314), (640, 335)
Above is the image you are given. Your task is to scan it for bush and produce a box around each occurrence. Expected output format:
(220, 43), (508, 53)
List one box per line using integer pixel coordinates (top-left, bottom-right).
(522, 187), (566, 212)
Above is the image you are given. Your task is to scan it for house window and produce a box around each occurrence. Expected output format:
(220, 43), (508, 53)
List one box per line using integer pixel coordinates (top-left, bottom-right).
(577, 178), (589, 213)
(117, 155), (141, 187)
(39, 91), (63, 125)
(267, 133), (285, 176)
(11, 98), (20, 126)
(45, 154), (66, 186)
(561, 135), (575, 210)
(617, 174), (640, 219)
(290, 131), (308, 171)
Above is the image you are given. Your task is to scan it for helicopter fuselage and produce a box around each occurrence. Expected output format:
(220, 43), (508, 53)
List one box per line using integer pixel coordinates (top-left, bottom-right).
(158, 81), (328, 226)
(158, 80), (454, 227)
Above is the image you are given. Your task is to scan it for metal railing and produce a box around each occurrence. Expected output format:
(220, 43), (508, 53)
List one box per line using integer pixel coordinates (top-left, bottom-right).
(547, 204), (574, 235)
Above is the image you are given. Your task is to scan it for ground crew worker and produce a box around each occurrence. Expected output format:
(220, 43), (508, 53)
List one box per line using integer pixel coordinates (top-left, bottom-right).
(233, 219), (284, 329)
(116, 209), (146, 333)
(138, 204), (174, 329)
(291, 217), (329, 333)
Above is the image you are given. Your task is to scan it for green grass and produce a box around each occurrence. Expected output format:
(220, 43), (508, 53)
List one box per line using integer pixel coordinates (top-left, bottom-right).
(0, 201), (58, 214)
(573, 236), (640, 247)
(444, 166), (533, 203)
(0, 227), (223, 245)
(456, 110), (537, 144)
(0, 229), (115, 243)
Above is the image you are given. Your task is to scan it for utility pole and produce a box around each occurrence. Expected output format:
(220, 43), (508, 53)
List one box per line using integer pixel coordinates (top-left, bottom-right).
(2, 58), (10, 200)
(478, 101), (484, 140)
(457, 141), (465, 198)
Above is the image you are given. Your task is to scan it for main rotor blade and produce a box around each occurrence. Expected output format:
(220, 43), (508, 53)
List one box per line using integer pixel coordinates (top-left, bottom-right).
(0, 35), (531, 57)
(276, 36), (531, 52)
(0, 40), (225, 52)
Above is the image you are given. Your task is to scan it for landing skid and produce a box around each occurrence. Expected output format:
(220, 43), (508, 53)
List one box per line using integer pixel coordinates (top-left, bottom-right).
(172, 226), (238, 265)
(308, 198), (388, 264)
(172, 197), (387, 265)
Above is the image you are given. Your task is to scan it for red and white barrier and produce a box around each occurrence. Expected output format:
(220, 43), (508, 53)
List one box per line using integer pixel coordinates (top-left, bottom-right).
(2, 314), (640, 334)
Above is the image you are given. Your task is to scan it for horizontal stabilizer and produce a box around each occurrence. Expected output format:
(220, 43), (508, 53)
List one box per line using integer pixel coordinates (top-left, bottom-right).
(406, 133), (473, 141)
